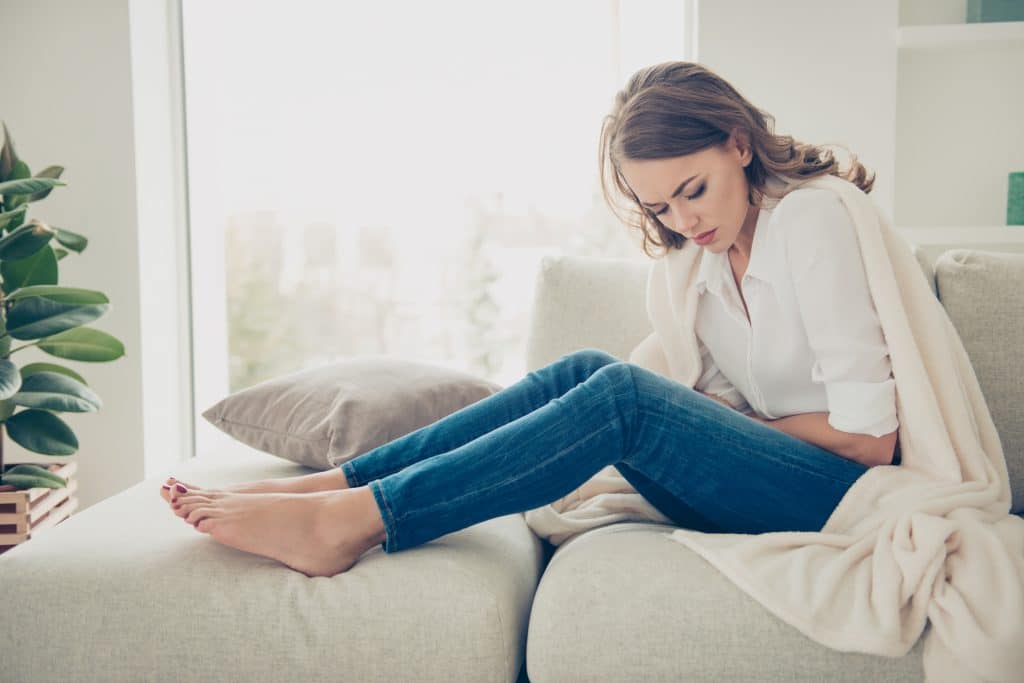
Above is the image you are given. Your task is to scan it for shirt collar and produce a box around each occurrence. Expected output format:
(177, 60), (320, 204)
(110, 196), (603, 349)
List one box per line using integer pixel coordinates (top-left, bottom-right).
(694, 206), (773, 296)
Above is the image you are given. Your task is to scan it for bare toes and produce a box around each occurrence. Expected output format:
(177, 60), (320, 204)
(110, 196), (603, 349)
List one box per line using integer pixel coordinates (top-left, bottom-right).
(168, 479), (215, 495)
(177, 500), (208, 518)
(170, 485), (212, 504)
(167, 477), (200, 489)
(173, 495), (210, 514)
(176, 494), (212, 506)
(186, 506), (216, 525)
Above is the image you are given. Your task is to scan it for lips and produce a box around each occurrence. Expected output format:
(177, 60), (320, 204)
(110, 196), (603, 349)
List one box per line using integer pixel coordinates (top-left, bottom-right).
(693, 228), (717, 245)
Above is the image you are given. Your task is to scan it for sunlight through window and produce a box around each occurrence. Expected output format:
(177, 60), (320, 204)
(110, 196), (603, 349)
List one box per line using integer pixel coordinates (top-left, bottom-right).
(181, 0), (689, 420)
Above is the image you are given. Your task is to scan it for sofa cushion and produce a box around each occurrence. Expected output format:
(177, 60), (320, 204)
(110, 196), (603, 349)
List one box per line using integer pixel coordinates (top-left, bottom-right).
(0, 449), (543, 683)
(526, 522), (926, 681)
(525, 255), (650, 369)
(934, 249), (1024, 513)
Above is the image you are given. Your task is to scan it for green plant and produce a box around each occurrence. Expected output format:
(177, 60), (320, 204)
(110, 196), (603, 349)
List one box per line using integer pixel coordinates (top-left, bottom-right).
(0, 122), (125, 491)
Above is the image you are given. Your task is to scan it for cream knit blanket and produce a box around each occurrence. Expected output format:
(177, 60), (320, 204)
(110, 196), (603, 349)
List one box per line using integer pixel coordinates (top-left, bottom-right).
(522, 174), (1024, 682)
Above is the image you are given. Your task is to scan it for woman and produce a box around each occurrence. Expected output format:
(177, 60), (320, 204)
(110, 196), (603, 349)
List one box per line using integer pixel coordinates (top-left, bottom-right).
(159, 61), (899, 578)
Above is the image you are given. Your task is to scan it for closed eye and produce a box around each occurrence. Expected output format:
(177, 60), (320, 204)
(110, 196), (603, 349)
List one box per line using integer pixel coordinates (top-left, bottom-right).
(651, 184), (705, 216)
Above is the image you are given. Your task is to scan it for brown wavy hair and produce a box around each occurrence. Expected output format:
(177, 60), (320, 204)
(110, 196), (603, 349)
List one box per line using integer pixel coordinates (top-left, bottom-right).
(599, 61), (876, 258)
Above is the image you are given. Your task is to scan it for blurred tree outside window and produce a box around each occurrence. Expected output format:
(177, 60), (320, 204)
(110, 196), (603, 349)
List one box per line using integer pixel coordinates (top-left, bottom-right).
(182, 0), (689, 396)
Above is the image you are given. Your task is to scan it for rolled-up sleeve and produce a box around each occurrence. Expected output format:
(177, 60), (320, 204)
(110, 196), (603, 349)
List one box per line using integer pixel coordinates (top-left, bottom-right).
(780, 189), (899, 438)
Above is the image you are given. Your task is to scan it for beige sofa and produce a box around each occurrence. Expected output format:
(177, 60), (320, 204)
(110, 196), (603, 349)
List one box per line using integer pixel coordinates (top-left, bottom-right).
(1, 246), (1021, 682)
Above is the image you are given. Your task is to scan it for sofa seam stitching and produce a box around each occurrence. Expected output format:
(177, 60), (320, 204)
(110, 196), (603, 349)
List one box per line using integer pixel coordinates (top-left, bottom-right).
(210, 416), (329, 443)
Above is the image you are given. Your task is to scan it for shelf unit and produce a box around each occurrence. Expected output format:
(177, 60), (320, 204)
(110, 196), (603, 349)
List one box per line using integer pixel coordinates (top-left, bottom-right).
(894, 1), (1024, 232)
(898, 226), (1024, 244)
(897, 20), (1024, 48)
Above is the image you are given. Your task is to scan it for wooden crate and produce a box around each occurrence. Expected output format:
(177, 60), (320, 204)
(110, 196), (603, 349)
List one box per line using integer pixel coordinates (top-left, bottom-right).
(0, 461), (79, 555)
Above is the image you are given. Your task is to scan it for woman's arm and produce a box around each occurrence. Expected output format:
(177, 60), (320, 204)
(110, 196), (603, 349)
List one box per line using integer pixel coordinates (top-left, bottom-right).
(749, 412), (897, 467)
(773, 190), (900, 467)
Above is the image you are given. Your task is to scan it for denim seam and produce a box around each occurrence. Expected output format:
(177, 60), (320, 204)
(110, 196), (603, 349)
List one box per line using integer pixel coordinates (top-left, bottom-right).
(625, 386), (858, 530)
(727, 430), (866, 488)
(390, 423), (618, 524)
(340, 462), (358, 487)
(620, 364), (639, 456)
(651, 410), (864, 489)
(626, 447), (839, 533)
(518, 359), (626, 452)
(371, 480), (399, 551)
(615, 384), (861, 532)
(211, 416), (329, 443)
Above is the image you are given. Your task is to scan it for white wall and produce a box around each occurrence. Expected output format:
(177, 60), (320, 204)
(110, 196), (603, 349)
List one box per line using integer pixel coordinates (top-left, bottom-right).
(696, 0), (898, 223)
(894, 25), (1024, 227)
(0, 0), (192, 511)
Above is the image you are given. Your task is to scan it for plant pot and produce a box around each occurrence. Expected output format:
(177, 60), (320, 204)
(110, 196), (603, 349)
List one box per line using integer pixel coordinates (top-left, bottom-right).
(0, 460), (78, 555)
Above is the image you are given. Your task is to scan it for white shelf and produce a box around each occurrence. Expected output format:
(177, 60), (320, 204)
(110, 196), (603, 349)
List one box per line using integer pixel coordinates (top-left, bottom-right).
(898, 21), (1024, 48)
(897, 226), (1024, 244)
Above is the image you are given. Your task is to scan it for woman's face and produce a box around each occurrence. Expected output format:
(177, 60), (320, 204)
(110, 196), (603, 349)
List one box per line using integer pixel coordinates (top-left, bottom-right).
(618, 133), (756, 254)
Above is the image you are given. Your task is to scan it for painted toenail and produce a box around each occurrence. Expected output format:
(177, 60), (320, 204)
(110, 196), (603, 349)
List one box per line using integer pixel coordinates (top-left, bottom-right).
(175, 484), (187, 493)
(162, 484), (170, 490)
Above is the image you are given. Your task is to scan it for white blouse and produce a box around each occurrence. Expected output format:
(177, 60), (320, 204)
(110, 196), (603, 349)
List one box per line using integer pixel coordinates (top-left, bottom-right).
(693, 186), (899, 439)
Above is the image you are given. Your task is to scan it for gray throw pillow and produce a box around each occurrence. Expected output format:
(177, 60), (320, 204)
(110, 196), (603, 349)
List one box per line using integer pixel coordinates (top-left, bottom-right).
(201, 356), (504, 470)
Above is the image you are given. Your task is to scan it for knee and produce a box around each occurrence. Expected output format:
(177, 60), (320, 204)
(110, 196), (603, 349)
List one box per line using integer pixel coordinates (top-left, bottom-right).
(591, 358), (637, 389)
(594, 362), (670, 417)
(590, 362), (641, 442)
(584, 359), (641, 408)
(566, 347), (620, 370)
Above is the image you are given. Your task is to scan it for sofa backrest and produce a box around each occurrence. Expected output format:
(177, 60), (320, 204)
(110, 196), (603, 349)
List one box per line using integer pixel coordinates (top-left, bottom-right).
(933, 249), (1024, 513)
(524, 247), (1024, 514)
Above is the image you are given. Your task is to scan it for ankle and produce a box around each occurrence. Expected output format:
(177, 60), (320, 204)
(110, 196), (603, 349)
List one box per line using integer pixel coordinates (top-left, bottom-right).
(303, 468), (351, 493)
(316, 487), (386, 555)
(335, 467), (352, 490)
(351, 486), (387, 547)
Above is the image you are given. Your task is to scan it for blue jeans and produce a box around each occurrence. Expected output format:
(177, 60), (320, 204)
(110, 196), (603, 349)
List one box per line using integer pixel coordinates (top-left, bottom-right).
(340, 349), (872, 553)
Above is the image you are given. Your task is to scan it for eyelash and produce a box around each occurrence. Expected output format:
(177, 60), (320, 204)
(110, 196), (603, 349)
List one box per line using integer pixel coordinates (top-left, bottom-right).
(651, 185), (705, 217)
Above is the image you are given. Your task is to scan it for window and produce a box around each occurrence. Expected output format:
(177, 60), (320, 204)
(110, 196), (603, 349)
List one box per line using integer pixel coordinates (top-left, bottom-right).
(181, 0), (692, 457)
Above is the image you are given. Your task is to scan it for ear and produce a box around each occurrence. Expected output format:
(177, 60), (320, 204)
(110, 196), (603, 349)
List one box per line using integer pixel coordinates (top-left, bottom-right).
(730, 128), (753, 167)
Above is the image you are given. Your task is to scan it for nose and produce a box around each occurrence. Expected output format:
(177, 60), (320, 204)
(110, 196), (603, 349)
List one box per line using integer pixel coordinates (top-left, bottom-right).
(667, 203), (701, 236)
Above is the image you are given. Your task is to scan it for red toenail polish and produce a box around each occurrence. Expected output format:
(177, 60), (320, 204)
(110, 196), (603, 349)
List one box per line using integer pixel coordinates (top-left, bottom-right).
(175, 483), (187, 493)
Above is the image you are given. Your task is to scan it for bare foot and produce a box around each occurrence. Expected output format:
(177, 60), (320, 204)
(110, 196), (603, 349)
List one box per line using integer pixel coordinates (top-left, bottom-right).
(159, 469), (350, 510)
(176, 487), (386, 577)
